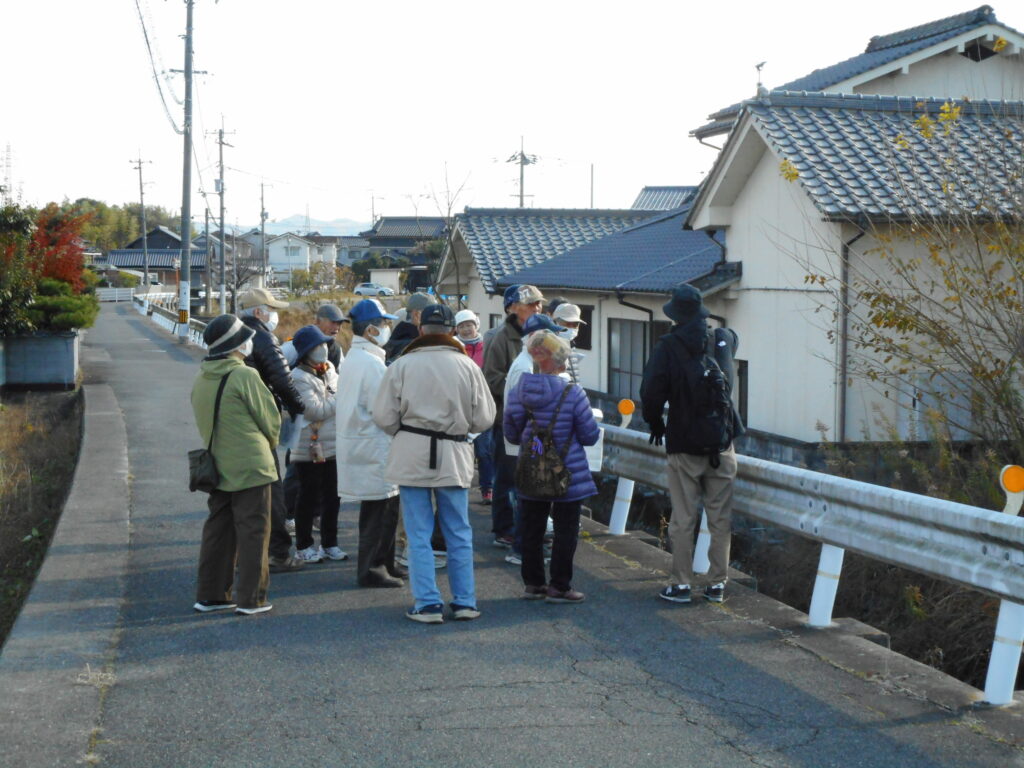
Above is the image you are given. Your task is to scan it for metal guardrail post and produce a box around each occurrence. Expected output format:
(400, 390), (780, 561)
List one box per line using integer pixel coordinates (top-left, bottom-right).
(808, 543), (845, 627)
(608, 400), (636, 535)
(984, 465), (1024, 705)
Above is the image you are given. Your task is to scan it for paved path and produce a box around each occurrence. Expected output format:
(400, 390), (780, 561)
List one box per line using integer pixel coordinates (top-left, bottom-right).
(2, 303), (1023, 767)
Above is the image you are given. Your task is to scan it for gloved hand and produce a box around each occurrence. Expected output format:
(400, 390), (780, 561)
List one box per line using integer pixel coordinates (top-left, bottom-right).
(648, 432), (664, 447)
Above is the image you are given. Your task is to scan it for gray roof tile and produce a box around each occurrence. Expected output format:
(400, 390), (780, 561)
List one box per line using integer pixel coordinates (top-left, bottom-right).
(631, 186), (700, 210)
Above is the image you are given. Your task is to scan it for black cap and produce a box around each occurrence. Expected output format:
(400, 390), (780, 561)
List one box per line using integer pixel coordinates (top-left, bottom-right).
(420, 303), (456, 328)
(315, 303), (347, 323)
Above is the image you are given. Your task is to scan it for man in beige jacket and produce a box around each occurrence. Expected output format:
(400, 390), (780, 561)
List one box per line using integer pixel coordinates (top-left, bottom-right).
(373, 304), (496, 624)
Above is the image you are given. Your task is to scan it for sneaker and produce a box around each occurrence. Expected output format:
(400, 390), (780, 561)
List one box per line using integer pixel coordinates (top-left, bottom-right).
(295, 546), (324, 564)
(703, 582), (725, 603)
(268, 555), (304, 573)
(284, 518), (296, 534)
(522, 585), (547, 601)
(359, 573), (405, 588)
(450, 603), (481, 621)
(193, 600), (236, 613)
(658, 584), (692, 604)
(235, 604), (273, 615)
(312, 516), (321, 532)
(481, 489), (493, 503)
(545, 587), (585, 604)
(505, 552), (522, 566)
(492, 534), (514, 549)
(320, 545), (349, 561)
(406, 604), (444, 624)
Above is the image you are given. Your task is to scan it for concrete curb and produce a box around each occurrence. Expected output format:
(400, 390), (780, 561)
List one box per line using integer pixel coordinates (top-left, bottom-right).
(578, 515), (1024, 745)
(0, 383), (131, 765)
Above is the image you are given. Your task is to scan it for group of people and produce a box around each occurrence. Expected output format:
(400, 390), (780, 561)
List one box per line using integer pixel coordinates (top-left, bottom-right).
(189, 280), (744, 622)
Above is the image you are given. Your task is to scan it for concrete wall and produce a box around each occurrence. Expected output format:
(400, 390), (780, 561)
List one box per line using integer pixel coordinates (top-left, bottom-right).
(4, 332), (79, 390)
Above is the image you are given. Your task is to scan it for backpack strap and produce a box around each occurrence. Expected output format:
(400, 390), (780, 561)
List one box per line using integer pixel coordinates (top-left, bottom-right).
(207, 369), (234, 452)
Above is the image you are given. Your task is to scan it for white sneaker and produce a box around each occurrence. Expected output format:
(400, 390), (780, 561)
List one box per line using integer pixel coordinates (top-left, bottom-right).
(320, 545), (348, 561)
(285, 518), (296, 534)
(295, 546), (323, 563)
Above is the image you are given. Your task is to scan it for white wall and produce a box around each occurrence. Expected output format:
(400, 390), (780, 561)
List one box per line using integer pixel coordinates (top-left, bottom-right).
(267, 235), (311, 280)
(855, 49), (1024, 101)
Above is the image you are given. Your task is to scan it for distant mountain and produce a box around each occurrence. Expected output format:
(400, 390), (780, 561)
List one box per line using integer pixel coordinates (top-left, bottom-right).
(254, 215), (371, 236)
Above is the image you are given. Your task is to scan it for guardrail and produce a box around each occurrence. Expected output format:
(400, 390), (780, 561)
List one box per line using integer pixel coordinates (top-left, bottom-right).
(600, 423), (1024, 705)
(96, 288), (136, 302)
(132, 296), (207, 347)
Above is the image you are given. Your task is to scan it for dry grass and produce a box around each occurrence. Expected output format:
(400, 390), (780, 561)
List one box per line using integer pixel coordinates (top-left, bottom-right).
(0, 390), (83, 646)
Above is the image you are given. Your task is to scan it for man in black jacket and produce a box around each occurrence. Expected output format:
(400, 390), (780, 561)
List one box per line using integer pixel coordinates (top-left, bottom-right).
(238, 288), (305, 572)
(384, 292), (436, 364)
(640, 283), (743, 605)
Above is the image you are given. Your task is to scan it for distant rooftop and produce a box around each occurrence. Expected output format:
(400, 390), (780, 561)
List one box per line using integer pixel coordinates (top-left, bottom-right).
(631, 186), (700, 210)
(361, 217), (447, 240)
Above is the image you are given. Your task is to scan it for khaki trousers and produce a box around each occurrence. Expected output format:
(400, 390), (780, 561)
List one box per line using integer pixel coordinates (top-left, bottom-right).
(666, 446), (737, 586)
(196, 483), (272, 610)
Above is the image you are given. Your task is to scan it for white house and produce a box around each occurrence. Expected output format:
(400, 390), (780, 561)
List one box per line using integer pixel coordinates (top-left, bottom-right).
(267, 233), (314, 284)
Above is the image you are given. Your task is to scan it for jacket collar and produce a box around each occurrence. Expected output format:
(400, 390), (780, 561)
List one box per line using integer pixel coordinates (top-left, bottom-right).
(402, 333), (467, 356)
(351, 334), (386, 360)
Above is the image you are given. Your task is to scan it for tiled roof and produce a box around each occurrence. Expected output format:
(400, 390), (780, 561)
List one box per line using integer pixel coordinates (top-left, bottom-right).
(338, 236), (370, 247)
(364, 217), (447, 239)
(631, 186), (700, 210)
(104, 250), (209, 269)
(692, 6), (1009, 139)
(741, 92), (1024, 221)
(455, 208), (659, 293)
(496, 209), (737, 294)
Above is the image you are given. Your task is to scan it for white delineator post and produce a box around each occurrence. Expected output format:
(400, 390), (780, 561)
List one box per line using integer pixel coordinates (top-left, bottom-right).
(808, 544), (846, 628)
(693, 510), (712, 574)
(983, 465), (1024, 705)
(608, 400), (636, 536)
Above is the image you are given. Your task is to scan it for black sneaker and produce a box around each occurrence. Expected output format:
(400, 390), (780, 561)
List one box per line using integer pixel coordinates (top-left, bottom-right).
(450, 603), (481, 621)
(658, 584), (692, 604)
(193, 600), (236, 613)
(406, 603), (444, 624)
(703, 582), (725, 603)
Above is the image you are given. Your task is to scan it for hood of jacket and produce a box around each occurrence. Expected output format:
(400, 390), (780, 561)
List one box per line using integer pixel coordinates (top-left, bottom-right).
(199, 356), (245, 378)
(517, 372), (569, 411)
(670, 316), (710, 357)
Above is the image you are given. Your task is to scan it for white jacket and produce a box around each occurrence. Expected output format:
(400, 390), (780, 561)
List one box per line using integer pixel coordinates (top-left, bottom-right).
(290, 364), (338, 461)
(334, 336), (398, 501)
(373, 334), (496, 488)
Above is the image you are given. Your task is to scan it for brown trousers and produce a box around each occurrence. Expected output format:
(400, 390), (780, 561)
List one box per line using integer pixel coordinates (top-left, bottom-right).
(666, 446), (737, 586)
(196, 483), (272, 610)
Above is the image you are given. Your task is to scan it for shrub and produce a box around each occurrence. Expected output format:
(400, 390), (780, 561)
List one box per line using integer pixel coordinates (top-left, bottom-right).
(25, 278), (99, 332)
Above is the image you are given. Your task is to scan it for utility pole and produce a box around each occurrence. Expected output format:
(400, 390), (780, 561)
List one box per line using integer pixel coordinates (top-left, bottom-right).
(130, 155), (152, 293)
(506, 137), (537, 208)
(260, 182), (268, 289)
(203, 207), (211, 314)
(210, 123), (233, 312)
(590, 163), (594, 208)
(175, 0), (195, 343)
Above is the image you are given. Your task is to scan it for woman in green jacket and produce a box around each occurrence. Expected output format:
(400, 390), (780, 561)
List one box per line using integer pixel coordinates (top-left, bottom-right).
(191, 314), (281, 616)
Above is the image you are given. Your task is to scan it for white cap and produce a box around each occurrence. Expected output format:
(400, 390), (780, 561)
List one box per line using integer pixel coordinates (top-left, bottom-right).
(454, 309), (479, 327)
(552, 303), (586, 324)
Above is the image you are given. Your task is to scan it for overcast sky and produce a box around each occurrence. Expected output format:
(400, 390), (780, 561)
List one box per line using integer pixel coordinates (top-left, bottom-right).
(2, 1), (1019, 231)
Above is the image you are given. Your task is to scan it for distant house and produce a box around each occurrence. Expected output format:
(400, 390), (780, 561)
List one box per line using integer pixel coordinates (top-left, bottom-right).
(336, 236), (370, 266)
(360, 216), (447, 256)
(495, 206), (735, 403)
(101, 249), (209, 286)
(122, 225), (189, 251)
(266, 233), (314, 284)
(304, 233), (342, 268)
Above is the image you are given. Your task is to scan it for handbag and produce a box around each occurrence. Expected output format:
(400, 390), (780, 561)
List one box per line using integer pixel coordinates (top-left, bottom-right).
(188, 370), (233, 493)
(514, 384), (573, 499)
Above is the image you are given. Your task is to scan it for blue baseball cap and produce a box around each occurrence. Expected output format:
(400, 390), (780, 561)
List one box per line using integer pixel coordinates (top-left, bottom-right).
(523, 313), (561, 334)
(292, 324), (333, 361)
(348, 299), (398, 324)
(502, 284), (521, 310)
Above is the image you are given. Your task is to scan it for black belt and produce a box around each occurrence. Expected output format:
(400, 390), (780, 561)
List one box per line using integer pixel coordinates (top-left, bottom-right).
(398, 424), (468, 469)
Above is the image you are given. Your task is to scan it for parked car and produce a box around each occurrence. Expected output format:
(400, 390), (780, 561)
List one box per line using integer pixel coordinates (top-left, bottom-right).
(354, 282), (395, 296)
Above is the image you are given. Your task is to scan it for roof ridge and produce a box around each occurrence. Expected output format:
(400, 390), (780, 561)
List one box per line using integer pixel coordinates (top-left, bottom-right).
(749, 90), (1024, 114)
(461, 207), (661, 216)
(865, 5), (995, 52)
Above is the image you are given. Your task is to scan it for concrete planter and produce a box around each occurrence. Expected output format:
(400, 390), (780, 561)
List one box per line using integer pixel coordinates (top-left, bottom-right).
(3, 331), (80, 391)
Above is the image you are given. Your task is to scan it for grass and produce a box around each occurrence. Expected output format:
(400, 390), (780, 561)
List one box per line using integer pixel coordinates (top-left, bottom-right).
(0, 389), (83, 647)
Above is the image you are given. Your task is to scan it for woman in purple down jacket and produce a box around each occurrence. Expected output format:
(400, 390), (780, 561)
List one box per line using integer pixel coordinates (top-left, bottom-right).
(504, 330), (600, 604)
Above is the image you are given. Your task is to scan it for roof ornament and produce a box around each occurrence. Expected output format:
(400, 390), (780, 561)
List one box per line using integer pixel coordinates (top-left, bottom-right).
(755, 61), (769, 99)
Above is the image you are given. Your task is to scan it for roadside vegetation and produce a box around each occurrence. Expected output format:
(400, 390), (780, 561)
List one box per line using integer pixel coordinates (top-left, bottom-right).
(0, 391), (83, 647)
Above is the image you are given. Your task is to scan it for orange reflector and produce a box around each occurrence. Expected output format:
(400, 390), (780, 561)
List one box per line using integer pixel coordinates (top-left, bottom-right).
(1001, 465), (1024, 494)
(618, 399), (635, 416)
(178, 310), (189, 324)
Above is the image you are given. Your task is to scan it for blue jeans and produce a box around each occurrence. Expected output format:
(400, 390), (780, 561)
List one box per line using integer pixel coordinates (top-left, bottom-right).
(473, 429), (495, 492)
(399, 486), (476, 610)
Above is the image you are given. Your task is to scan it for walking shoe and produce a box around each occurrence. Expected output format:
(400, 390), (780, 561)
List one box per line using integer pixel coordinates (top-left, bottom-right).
(658, 584), (692, 604)
(481, 489), (493, 503)
(320, 545), (349, 561)
(492, 534), (514, 549)
(703, 582), (725, 603)
(450, 603), (481, 621)
(505, 551), (522, 566)
(268, 554), (305, 573)
(545, 587), (585, 604)
(522, 585), (547, 600)
(406, 604), (444, 624)
(193, 600), (236, 613)
(295, 546), (324, 564)
(359, 573), (404, 588)
(235, 604), (273, 615)
(285, 518), (296, 534)
(388, 565), (409, 579)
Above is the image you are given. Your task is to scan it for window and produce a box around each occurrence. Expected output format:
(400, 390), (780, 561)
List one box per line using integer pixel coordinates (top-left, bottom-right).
(607, 318), (649, 402)
(489, 313), (502, 330)
(960, 40), (997, 62)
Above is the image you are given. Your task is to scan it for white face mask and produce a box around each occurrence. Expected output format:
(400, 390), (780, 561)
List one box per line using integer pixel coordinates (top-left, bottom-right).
(371, 324), (392, 347)
(308, 345), (328, 364)
(237, 339), (254, 358)
(263, 309), (279, 332)
(559, 327), (579, 342)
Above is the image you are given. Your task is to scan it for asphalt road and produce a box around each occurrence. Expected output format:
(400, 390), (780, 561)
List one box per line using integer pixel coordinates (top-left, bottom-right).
(3, 303), (1023, 768)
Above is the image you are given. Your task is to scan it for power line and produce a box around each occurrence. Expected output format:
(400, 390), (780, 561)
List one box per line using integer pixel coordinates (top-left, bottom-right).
(132, 0), (182, 134)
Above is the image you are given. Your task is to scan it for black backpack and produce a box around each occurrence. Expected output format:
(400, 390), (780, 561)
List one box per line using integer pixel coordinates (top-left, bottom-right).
(669, 336), (735, 465)
(515, 385), (573, 499)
